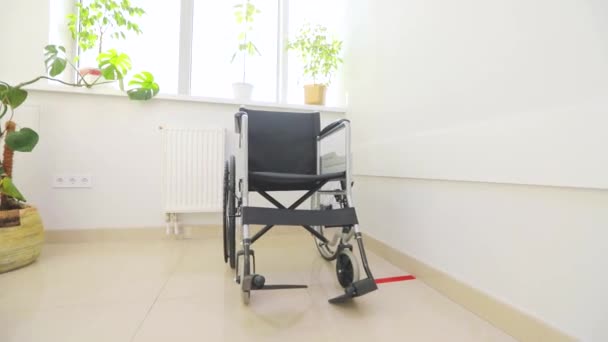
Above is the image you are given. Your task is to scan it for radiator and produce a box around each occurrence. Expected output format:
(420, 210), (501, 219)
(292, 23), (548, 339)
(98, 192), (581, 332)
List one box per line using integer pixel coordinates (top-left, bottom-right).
(161, 127), (225, 217)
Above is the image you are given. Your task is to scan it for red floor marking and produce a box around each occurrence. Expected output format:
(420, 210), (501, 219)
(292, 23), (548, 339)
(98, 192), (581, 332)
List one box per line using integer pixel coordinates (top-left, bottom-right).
(375, 275), (416, 284)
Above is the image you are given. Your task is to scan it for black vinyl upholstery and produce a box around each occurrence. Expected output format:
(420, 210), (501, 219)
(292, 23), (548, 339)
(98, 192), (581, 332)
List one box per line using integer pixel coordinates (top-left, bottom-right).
(239, 108), (336, 191)
(249, 171), (345, 191)
(319, 119), (350, 138)
(242, 207), (358, 227)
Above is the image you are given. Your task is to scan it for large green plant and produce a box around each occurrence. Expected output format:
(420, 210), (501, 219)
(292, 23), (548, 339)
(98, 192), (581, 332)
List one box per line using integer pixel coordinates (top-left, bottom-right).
(288, 24), (343, 85)
(67, 0), (145, 54)
(231, 0), (261, 83)
(0, 45), (158, 209)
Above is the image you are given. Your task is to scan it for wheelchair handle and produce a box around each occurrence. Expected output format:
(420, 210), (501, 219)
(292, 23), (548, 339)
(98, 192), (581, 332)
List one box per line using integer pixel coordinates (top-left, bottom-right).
(319, 119), (350, 139)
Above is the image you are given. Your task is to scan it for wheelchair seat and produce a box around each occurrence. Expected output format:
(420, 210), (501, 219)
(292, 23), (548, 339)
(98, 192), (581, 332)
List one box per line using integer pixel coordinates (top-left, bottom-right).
(250, 170), (345, 191)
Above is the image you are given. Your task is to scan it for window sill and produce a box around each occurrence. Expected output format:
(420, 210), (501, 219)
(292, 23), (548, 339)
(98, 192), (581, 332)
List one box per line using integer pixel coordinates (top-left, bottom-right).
(26, 84), (347, 114)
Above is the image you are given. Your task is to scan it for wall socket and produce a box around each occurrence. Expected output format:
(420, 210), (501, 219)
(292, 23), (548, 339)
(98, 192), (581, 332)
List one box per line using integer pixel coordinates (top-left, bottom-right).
(53, 175), (92, 188)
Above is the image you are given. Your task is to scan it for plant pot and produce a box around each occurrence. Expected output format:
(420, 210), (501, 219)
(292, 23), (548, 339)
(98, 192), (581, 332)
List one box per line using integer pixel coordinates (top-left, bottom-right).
(0, 206), (44, 273)
(304, 84), (327, 105)
(232, 82), (253, 101)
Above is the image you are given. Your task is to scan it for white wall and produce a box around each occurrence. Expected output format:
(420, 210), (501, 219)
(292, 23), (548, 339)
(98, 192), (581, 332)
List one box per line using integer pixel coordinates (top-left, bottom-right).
(347, 0), (608, 189)
(355, 176), (607, 341)
(0, 0), (51, 84)
(347, 0), (608, 340)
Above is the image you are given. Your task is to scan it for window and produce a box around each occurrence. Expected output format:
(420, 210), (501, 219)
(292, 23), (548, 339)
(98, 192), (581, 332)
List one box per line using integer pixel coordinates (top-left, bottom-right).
(191, 1), (279, 102)
(77, 0), (181, 94)
(67, 0), (347, 107)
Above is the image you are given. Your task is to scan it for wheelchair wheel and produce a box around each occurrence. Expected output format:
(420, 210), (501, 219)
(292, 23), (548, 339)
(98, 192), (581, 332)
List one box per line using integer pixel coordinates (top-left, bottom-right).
(224, 156), (236, 269)
(222, 161), (229, 263)
(336, 249), (360, 288)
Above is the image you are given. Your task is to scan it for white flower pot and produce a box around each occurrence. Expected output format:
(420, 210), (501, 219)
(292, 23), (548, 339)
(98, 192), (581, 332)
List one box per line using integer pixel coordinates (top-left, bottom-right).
(232, 82), (253, 101)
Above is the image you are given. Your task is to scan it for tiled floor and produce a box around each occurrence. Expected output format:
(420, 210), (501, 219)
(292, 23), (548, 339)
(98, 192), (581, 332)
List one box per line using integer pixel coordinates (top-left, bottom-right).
(0, 229), (517, 342)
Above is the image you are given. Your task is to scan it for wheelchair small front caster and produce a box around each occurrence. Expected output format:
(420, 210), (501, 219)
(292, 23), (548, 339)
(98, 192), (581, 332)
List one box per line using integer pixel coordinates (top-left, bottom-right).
(336, 249), (360, 288)
(240, 275), (264, 305)
(252, 274), (265, 289)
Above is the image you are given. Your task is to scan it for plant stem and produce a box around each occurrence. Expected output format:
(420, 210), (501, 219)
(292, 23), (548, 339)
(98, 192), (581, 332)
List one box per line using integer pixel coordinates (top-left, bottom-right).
(243, 51), (246, 83)
(99, 25), (104, 55)
(68, 61), (88, 86)
(243, 33), (247, 83)
(1, 121), (16, 209)
(90, 80), (115, 86)
(16, 76), (85, 89)
(0, 107), (13, 140)
(2, 121), (15, 178)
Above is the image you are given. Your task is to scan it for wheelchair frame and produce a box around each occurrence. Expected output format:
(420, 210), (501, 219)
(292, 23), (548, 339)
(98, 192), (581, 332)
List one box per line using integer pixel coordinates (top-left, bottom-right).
(224, 110), (377, 304)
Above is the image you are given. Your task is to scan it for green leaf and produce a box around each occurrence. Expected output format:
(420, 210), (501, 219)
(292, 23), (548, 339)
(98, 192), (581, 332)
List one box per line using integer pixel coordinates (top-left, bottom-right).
(3, 87), (28, 109)
(44, 45), (68, 77)
(97, 49), (132, 80)
(0, 177), (26, 202)
(0, 83), (8, 116)
(6, 128), (39, 152)
(67, 13), (79, 38)
(127, 71), (159, 100)
(287, 24), (343, 84)
(70, 0), (146, 52)
(127, 88), (155, 100)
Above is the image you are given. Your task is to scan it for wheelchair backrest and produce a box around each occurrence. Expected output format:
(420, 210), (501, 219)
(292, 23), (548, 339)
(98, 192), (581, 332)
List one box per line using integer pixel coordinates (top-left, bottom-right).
(239, 108), (320, 175)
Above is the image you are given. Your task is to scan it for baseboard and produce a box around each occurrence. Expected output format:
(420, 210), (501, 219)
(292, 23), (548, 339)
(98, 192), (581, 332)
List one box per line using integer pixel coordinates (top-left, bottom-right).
(363, 234), (576, 342)
(44, 225), (304, 244)
(44, 226), (221, 243)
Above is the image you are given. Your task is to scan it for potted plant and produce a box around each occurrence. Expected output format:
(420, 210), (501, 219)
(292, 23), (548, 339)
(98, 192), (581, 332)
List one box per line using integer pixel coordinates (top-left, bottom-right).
(67, 0), (145, 88)
(288, 24), (343, 105)
(0, 45), (158, 273)
(231, 0), (261, 101)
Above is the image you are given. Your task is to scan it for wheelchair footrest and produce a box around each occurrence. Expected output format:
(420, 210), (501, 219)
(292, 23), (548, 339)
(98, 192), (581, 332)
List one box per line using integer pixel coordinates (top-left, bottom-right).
(328, 278), (378, 304)
(242, 206), (358, 227)
(256, 284), (308, 290)
(242, 274), (307, 291)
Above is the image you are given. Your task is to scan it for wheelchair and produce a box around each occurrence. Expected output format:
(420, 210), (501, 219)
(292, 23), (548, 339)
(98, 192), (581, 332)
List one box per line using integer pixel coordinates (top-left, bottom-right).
(222, 108), (377, 304)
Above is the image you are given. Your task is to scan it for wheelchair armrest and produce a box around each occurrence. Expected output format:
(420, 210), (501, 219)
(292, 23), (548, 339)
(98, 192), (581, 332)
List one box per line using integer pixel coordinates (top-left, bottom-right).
(234, 111), (247, 134)
(319, 119), (350, 140)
